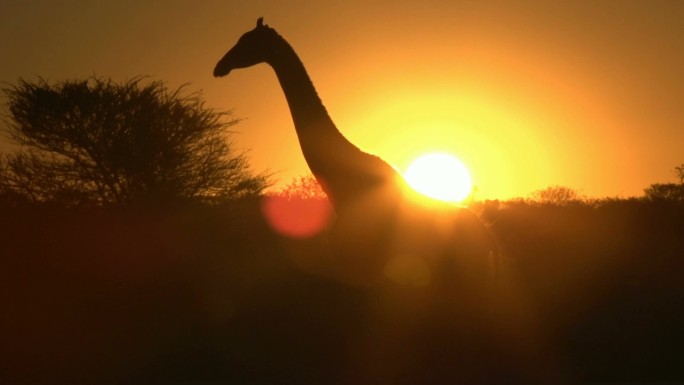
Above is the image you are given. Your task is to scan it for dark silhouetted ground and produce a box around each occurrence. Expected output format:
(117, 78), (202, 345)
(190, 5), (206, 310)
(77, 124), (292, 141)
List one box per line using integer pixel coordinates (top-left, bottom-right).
(2, 198), (683, 383)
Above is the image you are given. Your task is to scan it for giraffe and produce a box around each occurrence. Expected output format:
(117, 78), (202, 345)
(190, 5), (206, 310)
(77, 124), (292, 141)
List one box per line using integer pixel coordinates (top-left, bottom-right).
(212, 19), (552, 383)
(213, 18), (496, 286)
(214, 18), (402, 211)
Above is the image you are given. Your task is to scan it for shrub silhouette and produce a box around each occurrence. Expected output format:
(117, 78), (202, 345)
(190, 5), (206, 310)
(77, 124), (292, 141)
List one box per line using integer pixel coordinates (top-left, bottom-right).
(644, 183), (684, 201)
(643, 164), (684, 202)
(277, 175), (327, 200)
(530, 185), (583, 205)
(0, 77), (269, 206)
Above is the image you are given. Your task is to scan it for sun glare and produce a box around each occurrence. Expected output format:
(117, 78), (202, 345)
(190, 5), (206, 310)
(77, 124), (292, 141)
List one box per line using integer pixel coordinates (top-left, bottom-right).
(403, 153), (473, 203)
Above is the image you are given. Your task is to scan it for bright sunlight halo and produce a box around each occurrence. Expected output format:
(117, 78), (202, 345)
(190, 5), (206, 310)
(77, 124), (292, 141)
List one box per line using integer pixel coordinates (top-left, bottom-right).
(403, 153), (473, 203)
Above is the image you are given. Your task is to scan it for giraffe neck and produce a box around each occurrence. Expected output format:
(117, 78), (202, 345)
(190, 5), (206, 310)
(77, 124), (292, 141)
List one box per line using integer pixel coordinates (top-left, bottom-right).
(266, 34), (353, 154)
(265, 33), (401, 210)
(267, 36), (330, 129)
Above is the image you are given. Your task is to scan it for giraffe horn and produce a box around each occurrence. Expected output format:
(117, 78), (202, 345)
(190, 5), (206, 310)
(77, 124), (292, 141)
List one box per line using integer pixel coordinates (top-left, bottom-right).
(257, 17), (264, 27)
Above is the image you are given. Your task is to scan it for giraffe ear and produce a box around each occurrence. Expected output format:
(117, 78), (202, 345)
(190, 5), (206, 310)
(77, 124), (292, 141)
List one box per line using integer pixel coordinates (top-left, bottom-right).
(257, 17), (264, 28)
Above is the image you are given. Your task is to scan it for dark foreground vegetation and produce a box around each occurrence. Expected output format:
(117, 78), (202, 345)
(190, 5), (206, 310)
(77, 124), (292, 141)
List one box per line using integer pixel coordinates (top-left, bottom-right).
(481, 198), (684, 382)
(2, 197), (683, 384)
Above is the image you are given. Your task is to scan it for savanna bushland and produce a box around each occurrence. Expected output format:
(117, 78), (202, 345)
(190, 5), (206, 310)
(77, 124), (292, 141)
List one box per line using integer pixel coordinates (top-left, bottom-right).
(2, 79), (683, 383)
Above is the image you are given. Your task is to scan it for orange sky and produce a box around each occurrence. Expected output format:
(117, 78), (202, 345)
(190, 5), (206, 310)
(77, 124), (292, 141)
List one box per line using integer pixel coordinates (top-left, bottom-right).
(1, 0), (683, 199)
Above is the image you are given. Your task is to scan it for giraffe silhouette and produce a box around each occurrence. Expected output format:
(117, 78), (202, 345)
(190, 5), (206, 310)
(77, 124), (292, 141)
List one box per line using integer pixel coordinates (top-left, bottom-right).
(212, 19), (554, 383)
(214, 19), (402, 210)
(213, 18), (496, 287)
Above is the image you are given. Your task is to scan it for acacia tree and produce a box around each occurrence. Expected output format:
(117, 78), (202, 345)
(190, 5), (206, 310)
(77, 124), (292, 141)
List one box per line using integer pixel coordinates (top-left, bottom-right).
(0, 77), (269, 205)
(675, 163), (684, 184)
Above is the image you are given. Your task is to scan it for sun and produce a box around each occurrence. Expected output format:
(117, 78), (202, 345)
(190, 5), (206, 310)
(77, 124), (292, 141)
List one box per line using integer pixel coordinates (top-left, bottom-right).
(403, 153), (473, 203)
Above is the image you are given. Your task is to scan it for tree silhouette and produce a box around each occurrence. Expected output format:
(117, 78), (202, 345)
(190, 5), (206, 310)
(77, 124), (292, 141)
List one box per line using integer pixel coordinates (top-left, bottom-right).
(0, 77), (269, 206)
(675, 163), (684, 184)
(530, 185), (582, 205)
(643, 164), (684, 202)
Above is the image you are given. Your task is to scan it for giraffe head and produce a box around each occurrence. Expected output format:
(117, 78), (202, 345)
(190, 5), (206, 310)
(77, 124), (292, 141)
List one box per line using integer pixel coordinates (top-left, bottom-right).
(213, 18), (276, 77)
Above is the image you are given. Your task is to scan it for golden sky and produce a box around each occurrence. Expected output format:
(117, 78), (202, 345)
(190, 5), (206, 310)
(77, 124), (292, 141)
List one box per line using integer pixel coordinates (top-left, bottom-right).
(1, 0), (683, 199)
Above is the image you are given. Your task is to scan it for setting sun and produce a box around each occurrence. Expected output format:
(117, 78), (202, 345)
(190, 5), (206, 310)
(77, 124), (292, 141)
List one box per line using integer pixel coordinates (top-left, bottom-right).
(403, 153), (473, 203)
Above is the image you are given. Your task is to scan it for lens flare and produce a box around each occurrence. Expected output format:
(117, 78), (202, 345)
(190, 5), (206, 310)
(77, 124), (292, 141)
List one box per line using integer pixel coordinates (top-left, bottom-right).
(261, 195), (333, 238)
